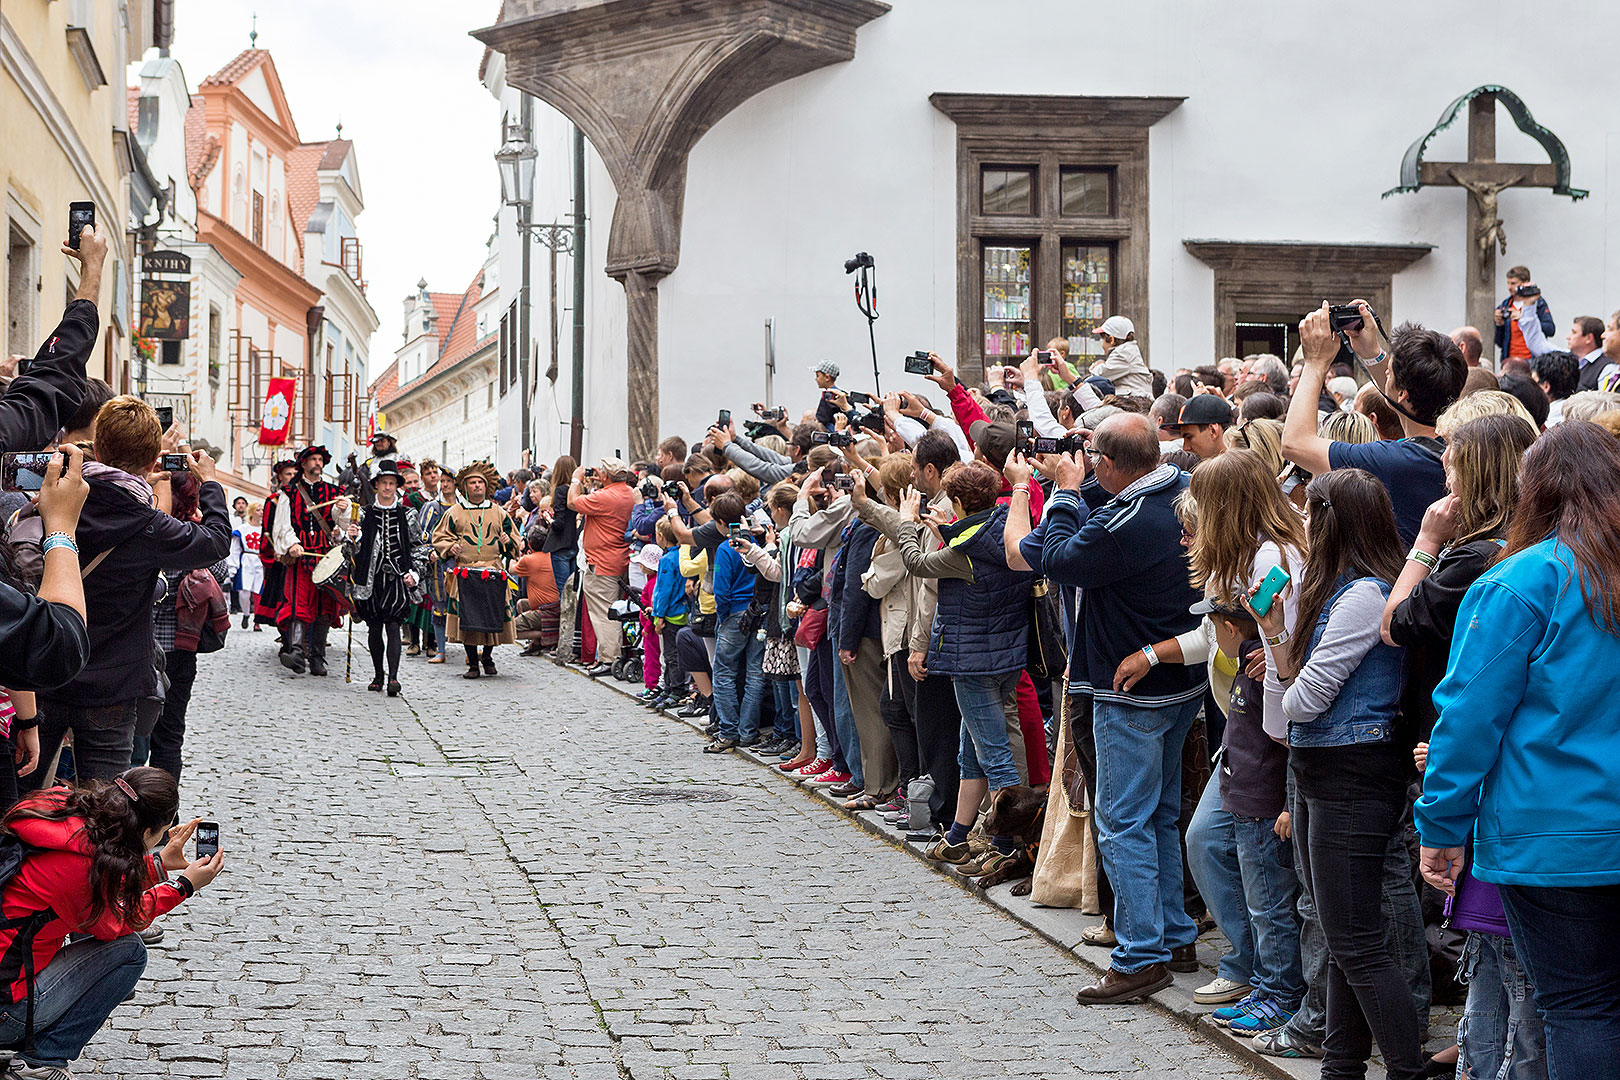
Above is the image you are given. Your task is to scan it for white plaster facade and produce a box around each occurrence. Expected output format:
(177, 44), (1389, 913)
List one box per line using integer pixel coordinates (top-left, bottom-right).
(482, 0), (1620, 466)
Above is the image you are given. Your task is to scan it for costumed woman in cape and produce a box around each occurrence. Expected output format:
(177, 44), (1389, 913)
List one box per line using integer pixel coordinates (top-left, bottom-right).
(254, 457), (298, 647)
(433, 461), (520, 679)
(348, 459), (430, 695)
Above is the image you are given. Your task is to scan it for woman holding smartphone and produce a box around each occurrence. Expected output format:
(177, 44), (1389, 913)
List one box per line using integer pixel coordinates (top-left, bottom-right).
(1248, 468), (1423, 1080)
(0, 766), (223, 1077)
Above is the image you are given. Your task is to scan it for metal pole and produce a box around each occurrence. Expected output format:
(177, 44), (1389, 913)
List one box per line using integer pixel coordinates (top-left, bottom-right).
(764, 317), (775, 405)
(569, 124), (586, 461)
(519, 95), (535, 464)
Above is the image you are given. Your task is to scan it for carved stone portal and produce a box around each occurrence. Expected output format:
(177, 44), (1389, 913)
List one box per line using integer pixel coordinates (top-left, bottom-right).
(473, 0), (891, 457)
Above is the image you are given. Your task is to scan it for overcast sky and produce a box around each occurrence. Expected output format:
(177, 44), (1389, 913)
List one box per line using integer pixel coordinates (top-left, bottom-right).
(161, 0), (502, 384)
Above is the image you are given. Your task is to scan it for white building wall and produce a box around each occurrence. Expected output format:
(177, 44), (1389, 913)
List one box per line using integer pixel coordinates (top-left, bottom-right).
(505, 0), (1620, 456)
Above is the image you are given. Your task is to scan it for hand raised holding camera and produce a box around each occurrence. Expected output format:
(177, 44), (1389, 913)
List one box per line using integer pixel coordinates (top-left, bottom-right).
(1298, 302), (1339, 372)
(37, 444), (88, 535)
(180, 850), (226, 893)
(161, 819), (202, 872)
(1003, 452), (1034, 489)
(189, 448), (217, 483)
(923, 352), (956, 393)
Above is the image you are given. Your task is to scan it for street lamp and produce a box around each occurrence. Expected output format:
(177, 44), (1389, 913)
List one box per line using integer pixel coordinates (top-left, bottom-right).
(495, 130), (537, 207)
(495, 109), (583, 466)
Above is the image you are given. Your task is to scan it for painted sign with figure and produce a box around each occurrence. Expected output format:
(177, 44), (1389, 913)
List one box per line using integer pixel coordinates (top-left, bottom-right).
(140, 278), (191, 340)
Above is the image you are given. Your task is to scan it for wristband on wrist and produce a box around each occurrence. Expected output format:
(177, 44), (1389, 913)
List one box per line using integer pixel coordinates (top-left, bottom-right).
(1407, 547), (1439, 570)
(1265, 629), (1290, 647)
(1011, 483), (1030, 495)
(170, 876), (195, 899)
(1141, 643), (1159, 668)
(42, 533), (78, 556)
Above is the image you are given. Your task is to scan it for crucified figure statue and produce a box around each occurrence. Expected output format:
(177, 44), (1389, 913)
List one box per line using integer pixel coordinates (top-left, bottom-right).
(1449, 168), (1523, 281)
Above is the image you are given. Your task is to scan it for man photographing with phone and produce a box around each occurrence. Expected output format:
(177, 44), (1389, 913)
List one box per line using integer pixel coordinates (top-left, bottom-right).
(0, 221), (109, 455)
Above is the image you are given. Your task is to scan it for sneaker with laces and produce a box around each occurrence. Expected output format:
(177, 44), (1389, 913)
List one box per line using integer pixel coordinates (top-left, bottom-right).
(1210, 991), (1259, 1026)
(793, 758), (831, 778)
(925, 837), (971, 864)
(8, 1064), (74, 1079)
(1251, 1026), (1323, 1059)
(806, 769), (851, 786)
(1195, 976), (1252, 1005)
(1228, 1000), (1294, 1037)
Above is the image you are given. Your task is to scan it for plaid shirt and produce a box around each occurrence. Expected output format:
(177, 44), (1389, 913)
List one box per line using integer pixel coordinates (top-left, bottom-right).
(153, 558), (231, 652)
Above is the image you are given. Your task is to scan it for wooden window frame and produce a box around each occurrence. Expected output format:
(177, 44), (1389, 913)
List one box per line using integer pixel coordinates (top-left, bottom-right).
(931, 94), (1184, 386)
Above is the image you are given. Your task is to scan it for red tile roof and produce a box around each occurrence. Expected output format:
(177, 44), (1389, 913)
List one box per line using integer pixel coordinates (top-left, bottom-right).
(378, 270), (493, 407)
(318, 139), (351, 171)
(200, 48), (269, 87)
(286, 142), (327, 238)
(126, 86), (140, 130)
(184, 94), (219, 190)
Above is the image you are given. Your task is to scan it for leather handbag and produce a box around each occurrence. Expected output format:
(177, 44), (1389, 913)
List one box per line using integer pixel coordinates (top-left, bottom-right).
(793, 605), (828, 649)
(1025, 579), (1067, 682)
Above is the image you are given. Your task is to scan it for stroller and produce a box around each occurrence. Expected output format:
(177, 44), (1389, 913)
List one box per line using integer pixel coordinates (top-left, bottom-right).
(606, 592), (644, 683)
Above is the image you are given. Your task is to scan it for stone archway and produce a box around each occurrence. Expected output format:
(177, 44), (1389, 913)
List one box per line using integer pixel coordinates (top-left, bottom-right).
(473, 0), (890, 457)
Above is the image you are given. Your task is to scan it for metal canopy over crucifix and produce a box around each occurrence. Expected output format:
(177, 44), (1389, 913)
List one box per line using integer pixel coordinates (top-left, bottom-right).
(1384, 85), (1586, 336)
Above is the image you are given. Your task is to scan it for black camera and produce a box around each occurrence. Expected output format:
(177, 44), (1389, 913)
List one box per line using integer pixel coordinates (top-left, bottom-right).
(161, 453), (191, 472)
(844, 251), (875, 274)
(1057, 432), (1088, 454)
(811, 430), (830, 445)
(1328, 304), (1365, 333)
(846, 390), (875, 406)
(758, 406), (786, 421)
(855, 409), (886, 435)
(904, 351), (933, 376)
(1515, 284), (1542, 298)
(640, 478), (661, 500)
(832, 473), (856, 492)
(663, 480), (685, 499)
(743, 420), (777, 441)
(828, 431), (854, 448)
(716, 409), (731, 429)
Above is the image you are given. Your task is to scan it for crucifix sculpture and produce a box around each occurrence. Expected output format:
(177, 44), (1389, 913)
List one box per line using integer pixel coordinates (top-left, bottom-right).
(1385, 85), (1586, 336)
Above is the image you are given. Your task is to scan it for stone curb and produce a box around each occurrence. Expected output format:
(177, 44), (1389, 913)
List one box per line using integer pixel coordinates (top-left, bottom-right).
(557, 659), (1362, 1080)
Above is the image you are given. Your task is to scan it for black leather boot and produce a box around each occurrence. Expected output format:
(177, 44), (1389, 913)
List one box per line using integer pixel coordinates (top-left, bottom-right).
(280, 622), (307, 674)
(308, 623), (329, 676)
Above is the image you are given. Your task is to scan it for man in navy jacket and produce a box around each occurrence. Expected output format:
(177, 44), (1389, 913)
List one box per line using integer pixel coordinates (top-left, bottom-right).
(1042, 413), (1206, 1005)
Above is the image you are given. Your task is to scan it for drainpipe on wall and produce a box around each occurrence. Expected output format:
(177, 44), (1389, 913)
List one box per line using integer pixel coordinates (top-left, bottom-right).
(569, 124), (586, 462)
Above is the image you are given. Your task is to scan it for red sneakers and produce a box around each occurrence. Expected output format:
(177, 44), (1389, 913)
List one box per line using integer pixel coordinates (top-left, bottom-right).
(793, 758), (831, 777)
(807, 769), (852, 786)
(780, 755), (819, 772)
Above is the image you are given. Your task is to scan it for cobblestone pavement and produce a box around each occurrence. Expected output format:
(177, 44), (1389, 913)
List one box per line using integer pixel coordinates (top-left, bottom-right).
(84, 630), (1258, 1079)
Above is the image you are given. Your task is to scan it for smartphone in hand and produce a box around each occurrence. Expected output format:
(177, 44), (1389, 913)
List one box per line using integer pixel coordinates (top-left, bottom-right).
(194, 820), (220, 859)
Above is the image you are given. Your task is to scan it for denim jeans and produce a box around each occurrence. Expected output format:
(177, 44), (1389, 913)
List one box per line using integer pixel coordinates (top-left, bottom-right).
(712, 613), (766, 742)
(432, 613), (449, 655)
(1186, 779), (1304, 1006)
(950, 670), (1022, 789)
(1500, 883), (1620, 1080)
(1285, 773), (1432, 1047)
(1291, 746), (1426, 1080)
(0, 933), (146, 1068)
(829, 645), (863, 787)
(769, 677), (799, 740)
(1457, 931), (1547, 1080)
(1092, 696), (1202, 973)
(550, 549), (577, 594)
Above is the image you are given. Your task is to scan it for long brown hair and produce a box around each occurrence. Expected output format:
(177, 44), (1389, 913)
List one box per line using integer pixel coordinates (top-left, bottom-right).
(5, 767), (179, 929)
(1504, 420), (1620, 633)
(1290, 468), (1406, 669)
(1187, 450), (1306, 608)
(1448, 414), (1536, 547)
(551, 455), (577, 491)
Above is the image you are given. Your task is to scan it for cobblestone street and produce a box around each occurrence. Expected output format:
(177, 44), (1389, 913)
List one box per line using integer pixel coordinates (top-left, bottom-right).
(84, 631), (1258, 1079)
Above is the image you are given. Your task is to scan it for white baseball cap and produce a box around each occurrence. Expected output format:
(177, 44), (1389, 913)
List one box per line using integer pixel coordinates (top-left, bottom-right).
(1093, 315), (1135, 339)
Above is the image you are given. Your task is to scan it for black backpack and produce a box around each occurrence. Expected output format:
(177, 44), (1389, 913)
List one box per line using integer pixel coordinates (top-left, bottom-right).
(0, 832), (56, 1062)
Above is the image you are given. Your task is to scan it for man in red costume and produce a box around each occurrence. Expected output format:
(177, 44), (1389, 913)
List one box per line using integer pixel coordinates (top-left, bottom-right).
(271, 445), (350, 675)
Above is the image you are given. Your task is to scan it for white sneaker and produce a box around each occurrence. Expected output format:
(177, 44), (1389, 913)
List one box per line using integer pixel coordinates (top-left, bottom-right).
(8, 1062), (74, 1080)
(1194, 976), (1252, 1005)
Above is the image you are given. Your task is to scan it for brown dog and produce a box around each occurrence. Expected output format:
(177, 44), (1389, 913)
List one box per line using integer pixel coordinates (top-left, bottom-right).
(975, 783), (1048, 893)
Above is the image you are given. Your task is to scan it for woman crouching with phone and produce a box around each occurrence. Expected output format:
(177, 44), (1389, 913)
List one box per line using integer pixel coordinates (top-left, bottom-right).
(0, 766), (223, 1077)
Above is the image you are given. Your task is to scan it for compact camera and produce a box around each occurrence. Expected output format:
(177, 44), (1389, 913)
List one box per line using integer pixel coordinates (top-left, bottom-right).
(903, 351), (933, 375)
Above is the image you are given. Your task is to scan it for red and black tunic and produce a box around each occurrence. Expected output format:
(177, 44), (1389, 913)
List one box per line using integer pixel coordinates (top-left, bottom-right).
(275, 479), (350, 627)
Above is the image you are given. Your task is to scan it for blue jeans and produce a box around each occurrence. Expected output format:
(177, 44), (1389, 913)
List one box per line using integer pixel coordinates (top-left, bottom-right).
(0, 933), (146, 1068)
(1458, 932), (1547, 1080)
(1186, 779), (1304, 1006)
(830, 645), (863, 786)
(770, 678), (799, 740)
(1500, 884), (1620, 1080)
(950, 671), (1021, 789)
(550, 550), (577, 595)
(1092, 696), (1201, 973)
(712, 613), (766, 742)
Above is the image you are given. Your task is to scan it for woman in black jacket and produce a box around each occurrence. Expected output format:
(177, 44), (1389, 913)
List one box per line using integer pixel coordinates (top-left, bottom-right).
(541, 456), (580, 593)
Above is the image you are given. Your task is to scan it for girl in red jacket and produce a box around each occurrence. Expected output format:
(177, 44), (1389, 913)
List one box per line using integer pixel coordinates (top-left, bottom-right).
(0, 766), (224, 1077)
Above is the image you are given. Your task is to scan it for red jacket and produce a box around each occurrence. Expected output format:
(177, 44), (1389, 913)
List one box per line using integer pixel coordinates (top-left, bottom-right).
(0, 793), (184, 1002)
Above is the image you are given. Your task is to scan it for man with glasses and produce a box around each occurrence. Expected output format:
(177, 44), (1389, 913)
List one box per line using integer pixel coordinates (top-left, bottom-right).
(1041, 413), (1207, 1004)
(1172, 395), (1232, 462)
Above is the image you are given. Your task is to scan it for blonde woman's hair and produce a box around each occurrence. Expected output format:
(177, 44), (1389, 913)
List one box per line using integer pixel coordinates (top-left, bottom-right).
(726, 467), (761, 503)
(1555, 390), (1620, 424)
(1318, 409), (1378, 445)
(1592, 410), (1620, 439)
(1227, 417), (1285, 475)
(876, 453), (914, 506)
(1173, 488), (1199, 534)
(1447, 414), (1537, 547)
(755, 434), (789, 456)
(1434, 389), (1537, 439)
(1187, 450), (1307, 608)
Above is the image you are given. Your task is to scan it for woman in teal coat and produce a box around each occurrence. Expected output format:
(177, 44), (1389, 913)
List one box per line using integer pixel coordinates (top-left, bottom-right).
(1416, 421), (1620, 1080)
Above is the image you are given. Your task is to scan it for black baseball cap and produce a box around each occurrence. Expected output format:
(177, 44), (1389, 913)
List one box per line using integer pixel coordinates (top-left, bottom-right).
(968, 419), (1016, 470)
(1177, 395), (1233, 428)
